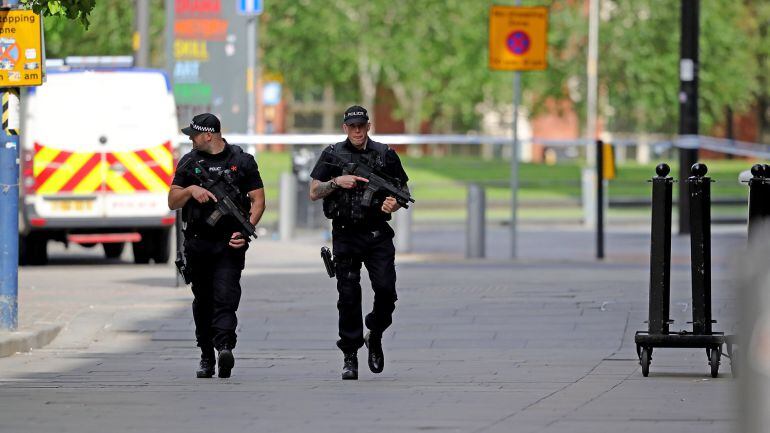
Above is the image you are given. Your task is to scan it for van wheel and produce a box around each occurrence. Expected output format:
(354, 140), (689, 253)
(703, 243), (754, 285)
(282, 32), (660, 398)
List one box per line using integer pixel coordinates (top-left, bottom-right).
(152, 229), (171, 264)
(133, 229), (172, 264)
(132, 233), (151, 264)
(103, 242), (125, 259)
(20, 233), (48, 266)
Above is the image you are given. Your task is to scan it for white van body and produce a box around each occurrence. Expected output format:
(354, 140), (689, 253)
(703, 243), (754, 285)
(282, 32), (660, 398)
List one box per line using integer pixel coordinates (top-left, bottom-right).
(20, 68), (179, 264)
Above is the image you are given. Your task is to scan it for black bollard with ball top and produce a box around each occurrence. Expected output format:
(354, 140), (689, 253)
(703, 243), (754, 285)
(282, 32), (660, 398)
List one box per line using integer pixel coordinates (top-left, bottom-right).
(635, 163), (734, 378)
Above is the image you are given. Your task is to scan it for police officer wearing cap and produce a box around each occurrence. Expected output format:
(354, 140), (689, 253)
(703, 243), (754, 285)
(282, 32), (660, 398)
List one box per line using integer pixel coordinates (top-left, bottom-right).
(310, 106), (410, 380)
(168, 113), (265, 379)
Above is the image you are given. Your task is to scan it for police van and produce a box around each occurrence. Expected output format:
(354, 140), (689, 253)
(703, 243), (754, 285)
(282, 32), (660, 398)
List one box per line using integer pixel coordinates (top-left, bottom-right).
(19, 57), (179, 265)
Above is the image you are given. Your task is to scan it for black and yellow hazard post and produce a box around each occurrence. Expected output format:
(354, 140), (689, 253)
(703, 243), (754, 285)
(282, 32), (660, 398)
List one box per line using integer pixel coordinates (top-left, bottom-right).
(2, 88), (19, 135)
(0, 1), (44, 331)
(595, 140), (615, 259)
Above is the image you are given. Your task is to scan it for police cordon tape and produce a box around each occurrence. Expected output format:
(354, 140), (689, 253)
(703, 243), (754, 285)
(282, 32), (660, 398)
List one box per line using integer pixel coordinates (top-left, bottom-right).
(657, 135), (770, 159)
(177, 133), (595, 147)
(177, 133), (770, 159)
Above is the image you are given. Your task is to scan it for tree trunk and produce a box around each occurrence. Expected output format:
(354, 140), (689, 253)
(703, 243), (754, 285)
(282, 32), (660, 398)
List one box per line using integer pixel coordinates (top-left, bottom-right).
(390, 81), (424, 134)
(357, 49), (379, 130)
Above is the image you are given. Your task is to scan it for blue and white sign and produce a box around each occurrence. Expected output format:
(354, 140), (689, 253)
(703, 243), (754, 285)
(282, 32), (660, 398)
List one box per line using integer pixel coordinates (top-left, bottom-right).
(263, 82), (282, 106)
(237, 0), (263, 15)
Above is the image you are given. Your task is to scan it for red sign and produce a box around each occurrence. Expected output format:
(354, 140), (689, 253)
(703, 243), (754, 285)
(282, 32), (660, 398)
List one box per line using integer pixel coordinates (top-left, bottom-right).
(175, 0), (221, 15)
(506, 31), (530, 55)
(175, 19), (228, 41)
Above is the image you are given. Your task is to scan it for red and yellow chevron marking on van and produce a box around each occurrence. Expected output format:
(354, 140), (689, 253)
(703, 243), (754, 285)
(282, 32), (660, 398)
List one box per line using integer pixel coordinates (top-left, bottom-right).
(33, 142), (173, 194)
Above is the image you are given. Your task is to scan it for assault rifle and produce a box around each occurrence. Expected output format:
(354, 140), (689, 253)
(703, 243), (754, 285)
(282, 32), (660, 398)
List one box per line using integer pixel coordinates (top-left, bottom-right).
(324, 152), (415, 209)
(179, 157), (257, 241)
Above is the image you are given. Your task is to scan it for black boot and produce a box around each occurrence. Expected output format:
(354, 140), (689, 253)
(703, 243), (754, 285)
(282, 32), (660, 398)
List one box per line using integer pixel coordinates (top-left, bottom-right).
(341, 352), (358, 380)
(365, 331), (384, 374)
(196, 355), (215, 378)
(217, 346), (235, 378)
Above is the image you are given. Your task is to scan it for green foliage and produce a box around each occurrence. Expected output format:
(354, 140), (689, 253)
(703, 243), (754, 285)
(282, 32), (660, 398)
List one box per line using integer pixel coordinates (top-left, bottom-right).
(20, 0), (95, 28)
(255, 150), (750, 204)
(261, 1), (358, 100)
(262, 1), (765, 137)
(40, 0), (165, 64)
(42, 0), (131, 58)
(744, 0), (770, 142)
(601, 0), (759, 133)
(699, 0), (759, 131)
(29, 0), (767, 138)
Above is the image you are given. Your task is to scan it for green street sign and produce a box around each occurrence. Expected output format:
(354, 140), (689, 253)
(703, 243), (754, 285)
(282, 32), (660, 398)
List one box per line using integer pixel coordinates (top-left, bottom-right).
(173, 83), (212, 105)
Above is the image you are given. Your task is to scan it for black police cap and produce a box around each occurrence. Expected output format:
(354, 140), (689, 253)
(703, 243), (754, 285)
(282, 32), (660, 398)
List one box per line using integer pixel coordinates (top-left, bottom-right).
(181, 113), (221, 136)
(343, 106), (369, 125)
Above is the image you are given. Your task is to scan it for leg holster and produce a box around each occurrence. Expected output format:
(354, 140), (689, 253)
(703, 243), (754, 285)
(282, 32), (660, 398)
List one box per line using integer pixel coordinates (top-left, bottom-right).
(334, 256), (360, 283)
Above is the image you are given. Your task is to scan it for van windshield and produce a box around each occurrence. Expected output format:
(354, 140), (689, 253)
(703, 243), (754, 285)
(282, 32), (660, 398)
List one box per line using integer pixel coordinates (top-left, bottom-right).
(30, 70), (173, 146)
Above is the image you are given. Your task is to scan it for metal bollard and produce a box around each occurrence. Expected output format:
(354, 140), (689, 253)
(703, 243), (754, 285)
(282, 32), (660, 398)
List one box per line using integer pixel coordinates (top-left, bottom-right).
(687, 163), (713, 335)
(648, 163), (674, 335)
(279, 172), (297, 241)
(596, 140), (604, 259)
(581, 168), (596, 228)
(466, 183), (485, 259)
(394, 205), (413, 253)
(748, 164), (770, 240)
(636, 163), (733, 378)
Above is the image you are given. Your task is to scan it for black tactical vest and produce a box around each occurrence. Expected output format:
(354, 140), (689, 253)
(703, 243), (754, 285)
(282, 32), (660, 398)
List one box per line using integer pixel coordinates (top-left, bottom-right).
(181, 145), (250, 233)
(322, 140), (389, 223)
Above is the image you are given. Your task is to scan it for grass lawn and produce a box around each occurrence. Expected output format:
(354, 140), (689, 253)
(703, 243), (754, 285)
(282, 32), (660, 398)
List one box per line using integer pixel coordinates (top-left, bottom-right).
(254, 151), (754, 203)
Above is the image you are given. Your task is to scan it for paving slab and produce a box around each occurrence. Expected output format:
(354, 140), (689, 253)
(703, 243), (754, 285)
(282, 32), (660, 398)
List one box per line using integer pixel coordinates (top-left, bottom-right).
(0, 226), (744, 432)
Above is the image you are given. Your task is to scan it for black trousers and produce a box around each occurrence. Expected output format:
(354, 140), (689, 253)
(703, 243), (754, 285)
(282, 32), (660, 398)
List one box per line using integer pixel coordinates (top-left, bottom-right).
(185, 237), (246, 353)
(332, 222), (398, 353)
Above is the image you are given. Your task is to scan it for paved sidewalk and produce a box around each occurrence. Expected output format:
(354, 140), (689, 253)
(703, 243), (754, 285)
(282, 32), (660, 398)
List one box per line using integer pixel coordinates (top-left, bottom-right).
(0, 227), (743, 432)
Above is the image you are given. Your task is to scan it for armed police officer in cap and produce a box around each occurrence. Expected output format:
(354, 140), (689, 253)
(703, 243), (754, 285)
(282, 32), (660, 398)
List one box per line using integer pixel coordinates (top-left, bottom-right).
(168, 113), (265, 379)
(310, 106), (411, 380)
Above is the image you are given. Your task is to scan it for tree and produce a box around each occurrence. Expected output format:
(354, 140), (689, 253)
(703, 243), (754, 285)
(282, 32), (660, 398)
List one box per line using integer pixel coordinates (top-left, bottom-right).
(262, 0), (763, 136)
(262, 1), (388, 120)
(599, 0), (758, 134)
(379, 2), (448, 133)
(744, 0), (770, 142)
(20, 0), (95, 28)
(262, 0), (590, 132)
(39, 0), (166, 65)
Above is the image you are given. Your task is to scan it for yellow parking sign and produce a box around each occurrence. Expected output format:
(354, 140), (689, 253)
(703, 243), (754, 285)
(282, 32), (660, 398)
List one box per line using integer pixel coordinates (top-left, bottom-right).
(489, 6), (548, 71)
(0, 10), (43, 87)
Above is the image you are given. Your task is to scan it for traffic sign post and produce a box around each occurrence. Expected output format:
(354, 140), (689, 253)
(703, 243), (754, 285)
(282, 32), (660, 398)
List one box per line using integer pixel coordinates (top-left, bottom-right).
(236, 0), (263, 133)
(237, 0), (263, 16)
(488, 4), (549, 259)
(0, 2), (42, 330)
